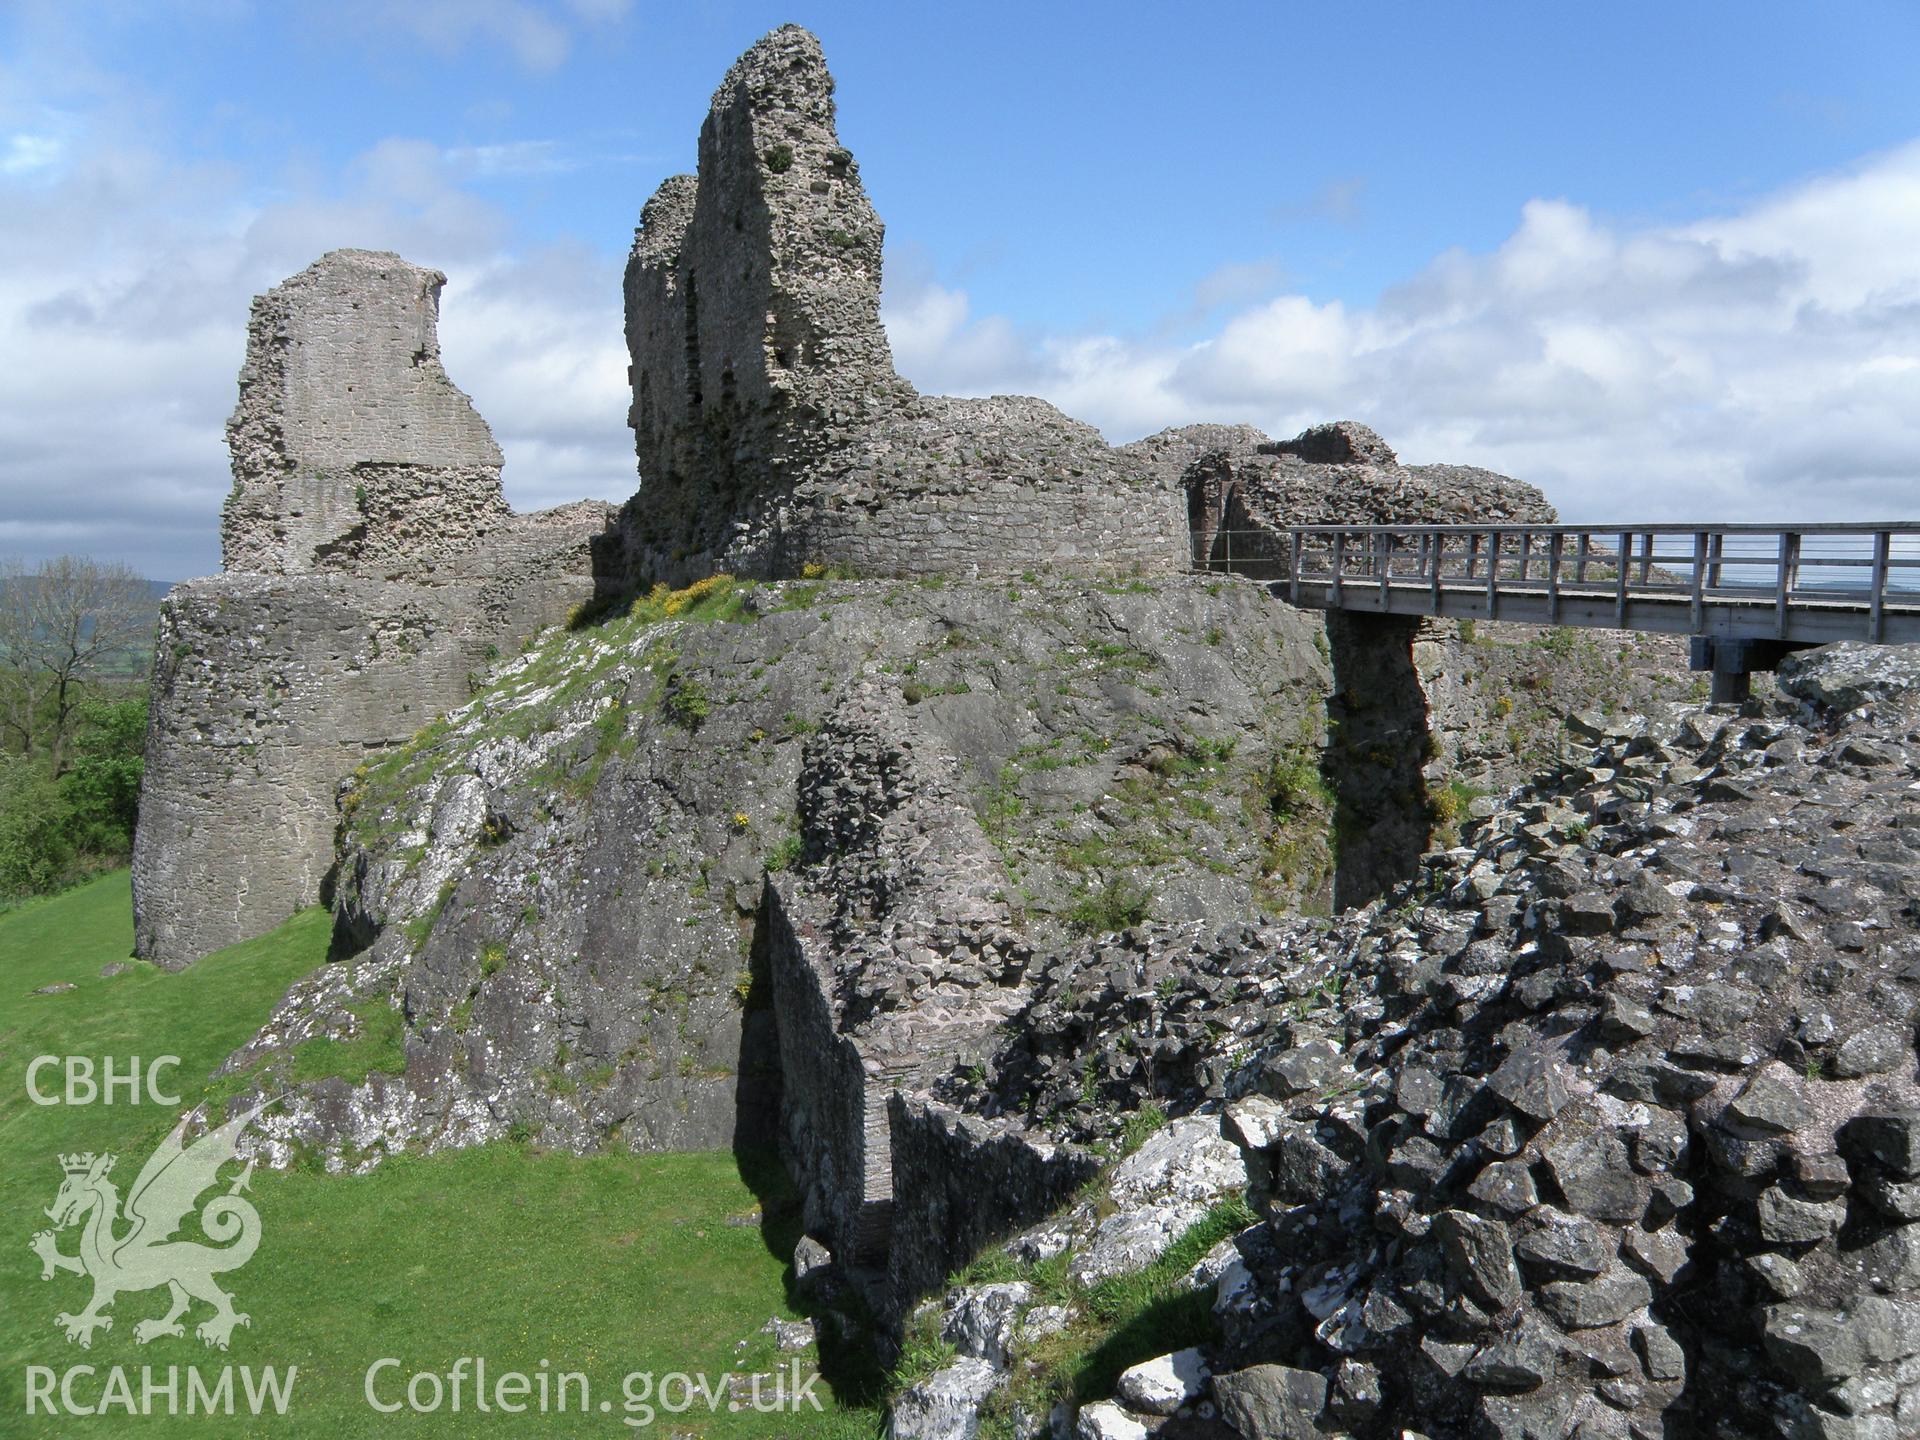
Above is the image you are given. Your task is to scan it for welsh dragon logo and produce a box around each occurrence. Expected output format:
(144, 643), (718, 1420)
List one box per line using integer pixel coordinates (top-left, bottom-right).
(29, 1102), (268, 1350)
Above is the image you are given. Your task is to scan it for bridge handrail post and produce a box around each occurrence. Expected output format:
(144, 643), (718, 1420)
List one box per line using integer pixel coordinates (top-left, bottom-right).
(1378, 532), (1392, 607)
(1776, 530), (1799, 639)
(1518, 529), (1531, 584)
(1289, 530), (1302, 604)
(1485, 528), (1499, 619)
(1707, 532), (1724, 591)
(1614, 531), (1631, 628)
(1574, 531), (1590, 586)
(1547, 532), (1563, 623)
(1691, 531), (1707, 632)
(1430, 531), (1443, 609)
(1332, 531), (1346, 607)
(1870, 530), (1890, 642)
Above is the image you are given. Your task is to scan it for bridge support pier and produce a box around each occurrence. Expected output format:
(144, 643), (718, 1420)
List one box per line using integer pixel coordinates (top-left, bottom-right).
(1325, 612), (1433, 910)
(1690, 637), (1812, 705)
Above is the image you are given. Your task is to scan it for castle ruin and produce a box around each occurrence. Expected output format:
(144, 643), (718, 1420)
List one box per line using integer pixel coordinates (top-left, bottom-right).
(132, 251), (615, 967)
(616, 25), (1192, 583)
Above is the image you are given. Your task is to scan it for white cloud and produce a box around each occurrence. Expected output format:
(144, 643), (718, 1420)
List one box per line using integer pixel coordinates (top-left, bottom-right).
(339, 0), (631, 74)
(446, 139), (572, 179)
(882, 140), (1920, 526)
(0, 114), (634, 579)
(1, 132), (63, 176)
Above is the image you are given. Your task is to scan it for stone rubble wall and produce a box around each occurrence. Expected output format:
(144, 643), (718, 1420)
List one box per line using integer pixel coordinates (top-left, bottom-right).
(134, 250), (613, 968)
(619, 26), (1187, 585)
(886, 1096), (1101, 1312)
(1130, 419), (1558, 580)
(222, 250), (510, 576)
(767, 689), (1034, 1282)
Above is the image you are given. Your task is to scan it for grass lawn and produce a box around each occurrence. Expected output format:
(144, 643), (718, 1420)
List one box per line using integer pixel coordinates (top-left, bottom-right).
(0, 872), (879, 1437)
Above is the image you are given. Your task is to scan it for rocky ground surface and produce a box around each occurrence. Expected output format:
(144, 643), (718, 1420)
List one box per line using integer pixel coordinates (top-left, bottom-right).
(888, 641), (1920, 1440)
(218, 575), (1337, 1168)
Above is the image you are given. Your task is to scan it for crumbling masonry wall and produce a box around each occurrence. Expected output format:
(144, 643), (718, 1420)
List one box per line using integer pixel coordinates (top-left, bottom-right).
(620, 26), (1188, 584)
(133, 251), (614, 968)
(222, 250), (512, 576)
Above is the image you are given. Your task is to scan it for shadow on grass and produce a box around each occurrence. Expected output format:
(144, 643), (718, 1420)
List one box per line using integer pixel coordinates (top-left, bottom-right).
(732, 1145), (890, 1415)
(1071, 1286), (1213, 1404)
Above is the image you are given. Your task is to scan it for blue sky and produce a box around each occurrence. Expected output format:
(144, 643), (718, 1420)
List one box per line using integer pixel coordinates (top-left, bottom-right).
(4, 1), (1920, 579)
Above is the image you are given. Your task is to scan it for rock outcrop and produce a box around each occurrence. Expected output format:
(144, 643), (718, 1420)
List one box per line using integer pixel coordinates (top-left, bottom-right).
(221, 575), (1334, 1183)
(132, 251), (616, 968)
(618, 25), (1188, 584)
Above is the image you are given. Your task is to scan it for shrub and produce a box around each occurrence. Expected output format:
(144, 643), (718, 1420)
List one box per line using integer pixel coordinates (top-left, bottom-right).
(1067, 878), (1151, 936)
(765, 832), (803, 872)
(1261, 745), (1325, 819)
(0, 758), (75, 900)
(60, 699), (145, 855)
(1119, 1102), (1168, 1156)
(662, 675), (712, 730)
(763, 143), (793, 173)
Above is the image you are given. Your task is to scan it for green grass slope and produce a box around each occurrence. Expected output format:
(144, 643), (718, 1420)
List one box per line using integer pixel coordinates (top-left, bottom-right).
(0, 873), (875, 1436)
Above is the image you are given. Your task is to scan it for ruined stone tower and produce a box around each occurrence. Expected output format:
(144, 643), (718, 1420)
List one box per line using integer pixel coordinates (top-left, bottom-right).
(620, 25), (1189, 583)
(222, 250), (512, 575)
(133, 255), (615, 969)
(624, 29), (903, 540)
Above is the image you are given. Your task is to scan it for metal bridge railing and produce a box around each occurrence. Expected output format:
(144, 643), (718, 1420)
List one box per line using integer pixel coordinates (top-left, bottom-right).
(1191, 523), (1920, 644)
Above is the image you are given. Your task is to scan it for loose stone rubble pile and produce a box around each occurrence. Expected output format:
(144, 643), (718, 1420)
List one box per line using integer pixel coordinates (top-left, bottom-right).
(893, 642), (1920, 1440)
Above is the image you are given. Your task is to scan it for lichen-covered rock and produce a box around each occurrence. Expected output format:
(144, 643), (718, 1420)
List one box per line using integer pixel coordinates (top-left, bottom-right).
(942, 1282), (1033, 1369)
(889, 1357), (1002, 1440)
(1072, 1400), (1150, 1440)
(1068, 1116), (1248, 1286)
(1779, 641), (1920, 715)
(1116, 1347), (1210, 1415)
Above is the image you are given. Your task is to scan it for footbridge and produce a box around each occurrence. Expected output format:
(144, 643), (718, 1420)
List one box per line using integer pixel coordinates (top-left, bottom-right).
(1193, 523), (1920, 702)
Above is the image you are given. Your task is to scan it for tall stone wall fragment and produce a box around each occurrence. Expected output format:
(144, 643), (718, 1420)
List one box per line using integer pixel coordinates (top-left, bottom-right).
(621, 25), (1188, 583)
(766, 688), (1037, 1295)
(222, 251), (512, 575)
(134, 253), (614, 968)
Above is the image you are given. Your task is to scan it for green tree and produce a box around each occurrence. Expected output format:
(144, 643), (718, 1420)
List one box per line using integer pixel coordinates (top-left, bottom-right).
(60, 697), (147, 855)
(0, 554), (154, 774)
(0, 754), (74, 900)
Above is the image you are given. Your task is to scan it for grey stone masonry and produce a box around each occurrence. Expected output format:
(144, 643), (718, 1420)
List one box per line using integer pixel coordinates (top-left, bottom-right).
(620, 26), (1188, 583)
(1130, 419), (1557, 572)
(134, 252), (613, 968)
(222, 250), (511, 575)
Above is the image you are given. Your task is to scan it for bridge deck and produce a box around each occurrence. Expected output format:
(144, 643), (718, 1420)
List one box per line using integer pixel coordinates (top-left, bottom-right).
(1193, 523), (1920, 647)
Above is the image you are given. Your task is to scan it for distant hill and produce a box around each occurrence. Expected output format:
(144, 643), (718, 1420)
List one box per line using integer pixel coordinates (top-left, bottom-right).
(0, 573), (173, 680)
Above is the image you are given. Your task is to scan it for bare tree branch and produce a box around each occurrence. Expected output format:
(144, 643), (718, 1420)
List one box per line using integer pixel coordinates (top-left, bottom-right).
(0, 554), (154, 773)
